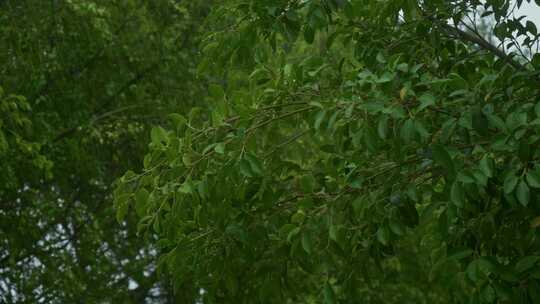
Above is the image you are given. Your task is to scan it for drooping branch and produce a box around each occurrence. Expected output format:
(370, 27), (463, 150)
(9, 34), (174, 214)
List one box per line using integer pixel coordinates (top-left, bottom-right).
(438, 21), (527, 72)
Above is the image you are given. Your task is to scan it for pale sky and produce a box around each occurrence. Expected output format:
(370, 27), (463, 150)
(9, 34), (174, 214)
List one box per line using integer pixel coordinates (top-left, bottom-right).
(517, 1), (540, 25)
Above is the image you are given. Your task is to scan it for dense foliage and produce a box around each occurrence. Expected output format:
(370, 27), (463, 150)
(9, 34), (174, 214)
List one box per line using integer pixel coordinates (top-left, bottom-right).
(114, 0), (540, 303)
(1, 0), (210, 302)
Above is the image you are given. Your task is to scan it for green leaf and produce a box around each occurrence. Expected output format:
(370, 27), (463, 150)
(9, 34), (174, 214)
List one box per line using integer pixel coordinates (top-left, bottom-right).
(440, 118), (457, 142)
(225, 275), (238, 295)
(504, 174), (518, 194)
(432, 145), (455, 177)
(287, 227), (301, 243)
(450, 181), (465, 208)
(197, 180), (209, 199)
(533, 53), (540, 70)
(300, 175), (316, 193)
(134, 188), (149, 217)
(168, 113), (187, 132)
(401, 119), (415, 143)
(526, 170), (540, 188)
(214, 143), (225, 154)
(377, 116), (389, 139)
(291, 210), (305, 224)
(479, 155), (494, 178)
(389, 219), (404, 236)
(516, 180), (530, 206)
(364, 125), (379, 151)
(472, 170), (488, 187)
(457, 171), (476, 184)
(472, 108), (488, 136)
(329, 225), (339, 242)
(486, 113), (507, 131)
(376, 225), (389, 246)
(448, 249), (473, 260)
(179, 181), (194, 194)
(323, 282), (336, 304)
(481, 285), (496, 303)
(239, 158), (254, 178)
(151, 126), (169, 146)
(515, 256), (540, 273)
(303, 25), (315, 44)
(376, 71), (394, 83)
(467, 258), (494, 283)
(208, 84), (225, 100)
(245, 153), (263, 176)
(526, 20), (538, 36)
(116, 201), (128, 224)
(418, 93), (436, 111)
(518, 138), (531, 160)
(376, 52), (386, 63)
(301, 232), (313, 255)
(226, 224), (247, 243)
(314, 110), (326, 130)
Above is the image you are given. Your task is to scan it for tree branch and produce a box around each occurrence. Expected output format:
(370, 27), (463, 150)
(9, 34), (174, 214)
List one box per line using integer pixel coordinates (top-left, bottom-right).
(431, 18), (528, 72)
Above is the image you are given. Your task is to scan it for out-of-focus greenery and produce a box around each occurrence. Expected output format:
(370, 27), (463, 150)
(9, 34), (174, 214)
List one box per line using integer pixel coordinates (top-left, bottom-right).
(1, 0), (210, 302)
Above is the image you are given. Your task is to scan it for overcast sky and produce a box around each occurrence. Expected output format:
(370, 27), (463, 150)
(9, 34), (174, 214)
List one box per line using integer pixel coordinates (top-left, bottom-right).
(518, 1), (540, 25)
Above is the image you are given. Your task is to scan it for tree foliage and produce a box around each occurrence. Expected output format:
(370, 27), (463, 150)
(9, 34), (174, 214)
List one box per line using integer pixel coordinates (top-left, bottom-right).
(1, 0), (210, 302)
(116, 0), (540, 303)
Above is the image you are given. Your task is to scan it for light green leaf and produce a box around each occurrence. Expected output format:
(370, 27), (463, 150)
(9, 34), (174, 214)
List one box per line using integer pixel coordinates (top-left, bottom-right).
(301, 232), (313, 255)
(377, 116), (389, 139)
(214, 143), (225, 154)
(134, 188), (149, 217)
(376, 71), (395, 83)
(314, 110), (326, 130)
(150, 126), (169, 146)
(376, 226), (389, 246)
(329, 225), (339, 242)
(116, 202), (129, 224)
(323, 282), (336, 304)
(179, 181), (193, 194)
(168, 113), (187, 132)
(287, 227), (301, 243)
(291, 210), (305, 224)
(418, 93), (436, 111)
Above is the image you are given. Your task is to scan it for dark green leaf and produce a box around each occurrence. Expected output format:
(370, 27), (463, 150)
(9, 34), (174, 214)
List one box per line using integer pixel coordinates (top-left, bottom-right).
(515, 256), (540, 273)
(516, 180), (530, 206)
(504, 174), (518, 194)
(479, 155), (494, 178)
(432, 145), (455, 177)
(526, 170), (540, 188)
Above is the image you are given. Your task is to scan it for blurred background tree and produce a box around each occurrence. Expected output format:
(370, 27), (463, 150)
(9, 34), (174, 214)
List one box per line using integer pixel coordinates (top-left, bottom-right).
(0, 0), (211, 302)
